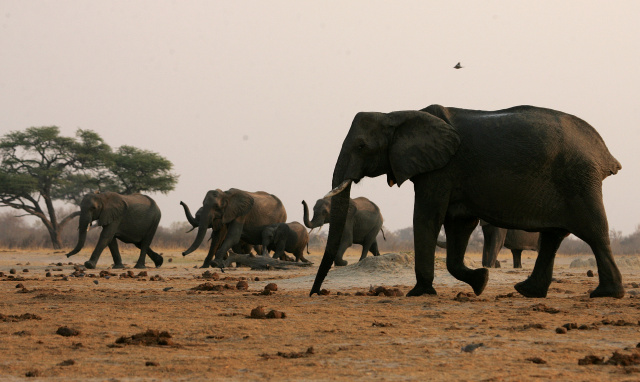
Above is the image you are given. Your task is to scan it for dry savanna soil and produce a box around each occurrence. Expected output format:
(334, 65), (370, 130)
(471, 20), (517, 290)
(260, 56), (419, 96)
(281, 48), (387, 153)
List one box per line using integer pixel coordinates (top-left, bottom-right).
(1, 248), (640, 381)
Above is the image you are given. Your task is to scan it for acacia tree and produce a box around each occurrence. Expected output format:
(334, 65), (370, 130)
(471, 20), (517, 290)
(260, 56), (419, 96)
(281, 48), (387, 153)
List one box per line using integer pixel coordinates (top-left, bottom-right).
(0, 126), (178, 249)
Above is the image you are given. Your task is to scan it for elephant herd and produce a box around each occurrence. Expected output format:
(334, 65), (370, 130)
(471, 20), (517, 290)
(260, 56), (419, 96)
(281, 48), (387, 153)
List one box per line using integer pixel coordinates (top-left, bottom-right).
(66, 104), (625, 299)
(64, 188), (387, 271)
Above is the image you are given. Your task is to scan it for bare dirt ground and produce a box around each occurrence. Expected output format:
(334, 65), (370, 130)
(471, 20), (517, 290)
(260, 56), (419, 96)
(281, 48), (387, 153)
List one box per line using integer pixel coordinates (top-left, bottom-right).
(1, 248), (640, 381)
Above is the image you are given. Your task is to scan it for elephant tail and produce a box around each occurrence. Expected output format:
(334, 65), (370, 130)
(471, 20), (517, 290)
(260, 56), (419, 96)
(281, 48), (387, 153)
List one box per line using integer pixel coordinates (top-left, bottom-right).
(306, 240), (310, 255)
(380, 228), (386, 241)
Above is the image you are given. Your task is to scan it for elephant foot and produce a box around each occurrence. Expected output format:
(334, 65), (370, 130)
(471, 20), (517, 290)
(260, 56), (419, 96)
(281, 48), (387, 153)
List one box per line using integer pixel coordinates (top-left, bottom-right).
(406, 283), (437, 297)
(469, 268), (489, 296)
(494, 261), (501, 268)
(590, 283), (624, 299)
(334, 259), (348, 267)
(112, 263), (125, 269)
(134, 263), (147, 269)
(153, 256), (164, 268)
(84, 261), (96, 269)
(514, 278), (548, 298)
(199, 263), (211, 269)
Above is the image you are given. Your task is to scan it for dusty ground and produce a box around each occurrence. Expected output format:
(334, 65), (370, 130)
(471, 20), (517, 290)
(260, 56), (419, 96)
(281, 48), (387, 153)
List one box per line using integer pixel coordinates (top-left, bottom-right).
(1, 248), (640, 381)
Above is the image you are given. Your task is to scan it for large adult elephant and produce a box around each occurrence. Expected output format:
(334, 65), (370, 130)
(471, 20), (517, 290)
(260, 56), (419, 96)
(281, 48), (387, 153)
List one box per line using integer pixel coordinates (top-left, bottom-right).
(182, 188), (287, 268)
(180, 201), (260, 255)
(302, 196), (384, 265)
(65, 191), (163, 269)
(481, 222), (540, 269)
(311, 105), (623, 299)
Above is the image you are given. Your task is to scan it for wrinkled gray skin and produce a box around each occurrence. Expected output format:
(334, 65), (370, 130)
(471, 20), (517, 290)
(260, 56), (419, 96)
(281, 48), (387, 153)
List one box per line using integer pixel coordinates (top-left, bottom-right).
(261, 221), (310, 262)
(481, 222), (540, 269)
(65, 192), (163, 269)
(182, 188), (287, 268)
(302, 197), (384, 265)
(180, 201), (261, 255)
(311, 105), (623, 299)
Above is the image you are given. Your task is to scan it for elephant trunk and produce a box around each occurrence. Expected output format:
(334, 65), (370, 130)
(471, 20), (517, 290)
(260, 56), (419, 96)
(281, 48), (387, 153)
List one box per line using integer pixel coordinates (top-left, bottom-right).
(182, 208), (210, 256)
(310, 180), (352, 296)
(66, 214), (91, 258)
(180, 201), (198, 228)
(301, 200), (322, 229)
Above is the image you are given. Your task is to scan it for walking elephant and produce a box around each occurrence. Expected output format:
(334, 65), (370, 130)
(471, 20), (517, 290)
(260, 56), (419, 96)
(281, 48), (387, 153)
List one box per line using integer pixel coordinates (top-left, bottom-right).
(481, 222), (540, 269)
(180, 201), (261, 255)
(261, 221), (310, 262)
(181, 188), (287, 268)
(65, 191), (163, 269)
(302, 196), (384, 266)
(311, 104), (623, 299)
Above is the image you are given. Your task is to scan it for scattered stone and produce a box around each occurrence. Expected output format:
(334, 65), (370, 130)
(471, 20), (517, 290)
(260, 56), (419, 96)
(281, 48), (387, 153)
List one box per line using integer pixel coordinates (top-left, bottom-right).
(56, 326), (81, 337)
(115, 329), (175, 346)
(258, 289), (272, 296)
(578, 355), (605, 365)
(25, 370), (40, 378)
(250, 306), (266, 319)
(266, 310), (286, 319)
(562, 322), (578, 330)
(57, 359), (75, 367)
(254, 277), (260, 281)
(605, 351), (640, 366)
(191, 282), (223, 291)
(13, 330), (31, 336)
(202, 271), (220, 280)
(149, 275), (164, 281)
(556, 327), (567, 334)
(461, 343), (484, 353)
(138, 271), (148, 277)
(93, 280), (99, 285)
(9, 269), (16, 274)
(372, 321), (393, 327)
(0, 313), (42, 322)
(264, 283), (278, 292)
(15, 283), (24, 289)
(236, 280), (249, 290)
(526, 357), (547, 364)
(587, 270), (595, 277)
(146, 361), (159, 366)
(262, 347), (314, 359)
(530, 303), (560, 314)
(319, 289), (330, 296)
(632, 282), (639, 288)
(454, 292), (475, 302)
(23, 269), (29, 273)
(46, 272), (52, 277)
(163, 287), (173, 292)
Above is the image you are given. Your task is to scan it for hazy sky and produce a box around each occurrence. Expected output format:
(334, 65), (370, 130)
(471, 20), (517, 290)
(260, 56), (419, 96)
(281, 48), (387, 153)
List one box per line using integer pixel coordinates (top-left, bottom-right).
(1, 1), (639, 234)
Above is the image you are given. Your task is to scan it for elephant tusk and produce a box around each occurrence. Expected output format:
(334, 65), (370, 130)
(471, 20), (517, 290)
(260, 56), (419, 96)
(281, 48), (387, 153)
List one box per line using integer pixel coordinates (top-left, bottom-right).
(323, 180), (352, 199)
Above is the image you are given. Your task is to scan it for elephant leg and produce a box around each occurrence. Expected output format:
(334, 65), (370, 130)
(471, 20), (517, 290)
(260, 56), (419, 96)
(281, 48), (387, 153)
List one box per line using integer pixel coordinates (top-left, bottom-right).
(511, 249), (523, 268)
(481, 226), (507, 268)
(334, 229), (353, 266)
(85, 225), (118, 269)
(358, 234), (377, 261)
(514, 229), (567, 298)
(369, 241), (381, 256)
(407, 184), (447, 297)
(108, 240), (124, 269)
(134, 243), (163, 268)
(210, 221), (243, 268)
(201, 230), (221, 268)
(444, 216), (488, 296)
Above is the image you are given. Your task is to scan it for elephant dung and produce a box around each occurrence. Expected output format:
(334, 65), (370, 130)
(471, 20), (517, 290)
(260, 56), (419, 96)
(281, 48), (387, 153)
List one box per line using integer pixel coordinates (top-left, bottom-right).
(56, 326), (81, 337)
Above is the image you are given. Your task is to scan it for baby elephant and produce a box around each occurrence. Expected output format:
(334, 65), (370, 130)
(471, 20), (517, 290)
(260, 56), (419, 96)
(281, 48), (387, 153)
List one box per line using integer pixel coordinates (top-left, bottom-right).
(261, 222), (310, 262)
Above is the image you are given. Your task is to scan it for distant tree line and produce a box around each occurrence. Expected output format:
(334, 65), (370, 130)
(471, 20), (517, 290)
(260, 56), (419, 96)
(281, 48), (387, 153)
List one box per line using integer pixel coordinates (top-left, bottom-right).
(1, 210), (638, 256)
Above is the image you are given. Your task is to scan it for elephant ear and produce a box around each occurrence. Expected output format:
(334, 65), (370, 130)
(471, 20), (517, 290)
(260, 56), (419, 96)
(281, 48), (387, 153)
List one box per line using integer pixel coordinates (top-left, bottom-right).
(388, 110), (461, 186)
(98, 193), (127, 226)
(222, 191), (254, 224)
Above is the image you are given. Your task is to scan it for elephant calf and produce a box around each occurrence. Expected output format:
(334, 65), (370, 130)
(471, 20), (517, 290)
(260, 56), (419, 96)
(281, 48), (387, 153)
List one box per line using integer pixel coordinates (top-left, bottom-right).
(65, 191), (163, 269)
(261, 222), (310, 263)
